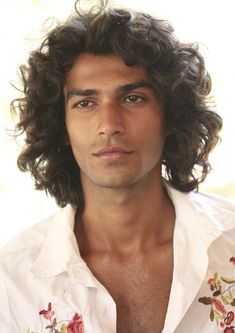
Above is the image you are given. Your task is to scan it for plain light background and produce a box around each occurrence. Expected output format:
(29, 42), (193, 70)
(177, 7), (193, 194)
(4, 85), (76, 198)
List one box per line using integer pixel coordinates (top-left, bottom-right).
(0, 0), (235, 246)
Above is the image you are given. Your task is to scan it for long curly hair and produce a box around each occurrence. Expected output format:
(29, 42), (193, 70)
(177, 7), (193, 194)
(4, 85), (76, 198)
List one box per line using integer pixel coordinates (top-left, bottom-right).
(11, 1), (222, 208)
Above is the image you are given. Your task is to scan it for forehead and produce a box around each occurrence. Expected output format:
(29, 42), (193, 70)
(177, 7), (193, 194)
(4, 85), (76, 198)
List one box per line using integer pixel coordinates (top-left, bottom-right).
(64, 53), (150, 89)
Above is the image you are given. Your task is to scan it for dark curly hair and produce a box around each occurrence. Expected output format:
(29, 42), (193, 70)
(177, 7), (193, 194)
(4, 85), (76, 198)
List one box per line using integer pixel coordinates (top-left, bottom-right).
(11, 1), (222, 208)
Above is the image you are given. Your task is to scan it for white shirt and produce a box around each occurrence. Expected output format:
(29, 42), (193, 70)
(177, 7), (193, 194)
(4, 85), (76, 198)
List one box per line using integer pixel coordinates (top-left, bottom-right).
(0, 186), (235, 333)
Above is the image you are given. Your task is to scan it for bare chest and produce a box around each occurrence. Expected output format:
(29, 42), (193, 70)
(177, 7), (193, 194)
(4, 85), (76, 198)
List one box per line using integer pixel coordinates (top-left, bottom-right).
(114, 270), (172, 333)
(85, 250), (173, 333)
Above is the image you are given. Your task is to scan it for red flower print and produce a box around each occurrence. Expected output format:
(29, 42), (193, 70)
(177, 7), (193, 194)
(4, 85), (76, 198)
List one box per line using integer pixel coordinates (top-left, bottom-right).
(67, 313), (85, 333)
(230, 257), (235, 266)
(213, 290), (221, 297)
(224, 327), (235, 333)
(199, 257), (235, 332)
(225, 312), (235, 326)
(208, 278), (216, 285)
(39, 302), (55, 320)
(212, 299), (226, 315)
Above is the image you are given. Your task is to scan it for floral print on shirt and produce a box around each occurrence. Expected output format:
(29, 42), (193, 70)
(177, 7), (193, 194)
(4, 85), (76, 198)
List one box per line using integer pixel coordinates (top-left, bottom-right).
(199, 257), (235, 333)
(26, 302), (85, 333)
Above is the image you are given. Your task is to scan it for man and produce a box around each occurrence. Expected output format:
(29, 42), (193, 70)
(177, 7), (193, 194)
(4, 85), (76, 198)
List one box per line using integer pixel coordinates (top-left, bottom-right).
(1, 2), (235, 333)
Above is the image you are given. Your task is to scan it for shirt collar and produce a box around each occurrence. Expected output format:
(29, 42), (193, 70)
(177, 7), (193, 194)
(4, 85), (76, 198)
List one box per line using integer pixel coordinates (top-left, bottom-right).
(31, 185), (235, 285)
(167, 185), (235, 240)
(163, 186), (235, 333)
(30, 204), (113, 290)
(30, 204), (81, 278)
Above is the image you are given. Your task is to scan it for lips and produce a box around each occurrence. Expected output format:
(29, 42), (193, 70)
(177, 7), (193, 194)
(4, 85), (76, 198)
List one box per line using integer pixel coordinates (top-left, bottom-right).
(93, 145), (133, 159)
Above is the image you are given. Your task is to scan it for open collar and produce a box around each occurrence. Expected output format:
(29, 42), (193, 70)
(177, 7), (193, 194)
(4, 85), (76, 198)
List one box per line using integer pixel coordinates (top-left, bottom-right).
(30, 204), (81, 278)
(30, 204), (107, 290)
(30, 185), (235, 327)
(31, 186), (235, 280)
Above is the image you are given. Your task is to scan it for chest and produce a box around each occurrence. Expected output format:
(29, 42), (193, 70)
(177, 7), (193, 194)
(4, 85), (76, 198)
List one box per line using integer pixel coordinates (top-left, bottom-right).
(85, 249), (173, 333)
(114, 270), (172, 333)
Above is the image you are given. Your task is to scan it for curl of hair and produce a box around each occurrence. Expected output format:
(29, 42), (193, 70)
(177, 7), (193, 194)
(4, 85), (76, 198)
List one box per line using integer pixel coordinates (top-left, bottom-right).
(11, 2), (222, 208)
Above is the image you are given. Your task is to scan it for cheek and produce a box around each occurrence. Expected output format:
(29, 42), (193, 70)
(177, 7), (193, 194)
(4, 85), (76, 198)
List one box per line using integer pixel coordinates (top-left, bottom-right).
(66, 115), (84, 145)
(142, 115), (166, 142)
(132, 112), (164, 137)
(140, 120), (166, 157)
(65, 122), (87, 158)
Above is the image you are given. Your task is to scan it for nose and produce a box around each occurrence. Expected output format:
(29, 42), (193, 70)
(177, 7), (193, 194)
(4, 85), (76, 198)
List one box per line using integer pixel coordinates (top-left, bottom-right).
(97, 102), (125, 138)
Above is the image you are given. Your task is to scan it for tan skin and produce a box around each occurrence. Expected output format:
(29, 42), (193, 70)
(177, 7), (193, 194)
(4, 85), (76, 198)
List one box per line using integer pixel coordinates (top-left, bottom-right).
(64, 53), (175, 333)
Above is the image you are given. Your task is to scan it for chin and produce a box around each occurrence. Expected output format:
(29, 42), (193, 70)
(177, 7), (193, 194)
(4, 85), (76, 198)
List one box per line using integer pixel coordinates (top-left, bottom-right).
(91, 175), (139, 189)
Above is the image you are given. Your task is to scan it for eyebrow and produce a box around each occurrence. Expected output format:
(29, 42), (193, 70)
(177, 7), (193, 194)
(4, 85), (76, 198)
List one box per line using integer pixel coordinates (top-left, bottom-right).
(66, 80), (154, 102)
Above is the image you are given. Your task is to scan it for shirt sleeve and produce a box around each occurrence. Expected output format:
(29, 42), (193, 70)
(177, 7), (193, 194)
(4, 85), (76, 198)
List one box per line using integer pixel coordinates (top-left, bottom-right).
(0, 274), (10, 331)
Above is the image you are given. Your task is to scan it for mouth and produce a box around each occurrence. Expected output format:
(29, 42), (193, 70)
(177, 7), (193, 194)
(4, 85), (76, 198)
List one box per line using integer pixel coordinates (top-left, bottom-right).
(93, 145), (133, 160)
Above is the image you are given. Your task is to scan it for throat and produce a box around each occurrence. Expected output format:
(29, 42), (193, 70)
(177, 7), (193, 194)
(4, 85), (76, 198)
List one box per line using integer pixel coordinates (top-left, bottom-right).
(78, 174), (175, 249)
(75, 191), (175, 256)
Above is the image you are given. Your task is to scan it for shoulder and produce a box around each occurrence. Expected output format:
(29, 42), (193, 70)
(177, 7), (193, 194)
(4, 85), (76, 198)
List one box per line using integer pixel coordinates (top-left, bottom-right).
(0, 212), (53, 258)
(189, 190), (235, 209)
(0, 205), (74, 265)
(188, 190), (235, 226)
(167, 184), (235, 232)
(0, 215), (51, 279)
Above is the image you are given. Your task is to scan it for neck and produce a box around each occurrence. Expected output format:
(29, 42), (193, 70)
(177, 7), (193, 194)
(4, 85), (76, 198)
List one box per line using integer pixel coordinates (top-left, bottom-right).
(75, 173), (175, 257)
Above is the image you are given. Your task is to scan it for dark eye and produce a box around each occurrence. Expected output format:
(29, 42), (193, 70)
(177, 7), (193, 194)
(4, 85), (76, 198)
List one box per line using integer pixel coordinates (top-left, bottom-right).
(124, 95), (144, 103)
(73, 100), (94, 109)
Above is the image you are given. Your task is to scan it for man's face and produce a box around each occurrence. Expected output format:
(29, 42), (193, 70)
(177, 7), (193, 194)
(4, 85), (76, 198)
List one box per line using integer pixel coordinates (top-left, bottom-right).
(64, 53), (166, 189)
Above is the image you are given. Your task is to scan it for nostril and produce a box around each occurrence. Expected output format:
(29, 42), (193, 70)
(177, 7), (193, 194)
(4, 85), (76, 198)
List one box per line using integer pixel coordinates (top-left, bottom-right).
(97, 119), (125, 137)
(98, 128), (123, 137)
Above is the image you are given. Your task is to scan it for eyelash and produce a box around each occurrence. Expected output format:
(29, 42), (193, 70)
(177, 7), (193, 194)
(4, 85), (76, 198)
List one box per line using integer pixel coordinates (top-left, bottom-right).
(123, 95), (145, 103)
(72, 100), (95, 109)
(71, 94), (146, 110)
